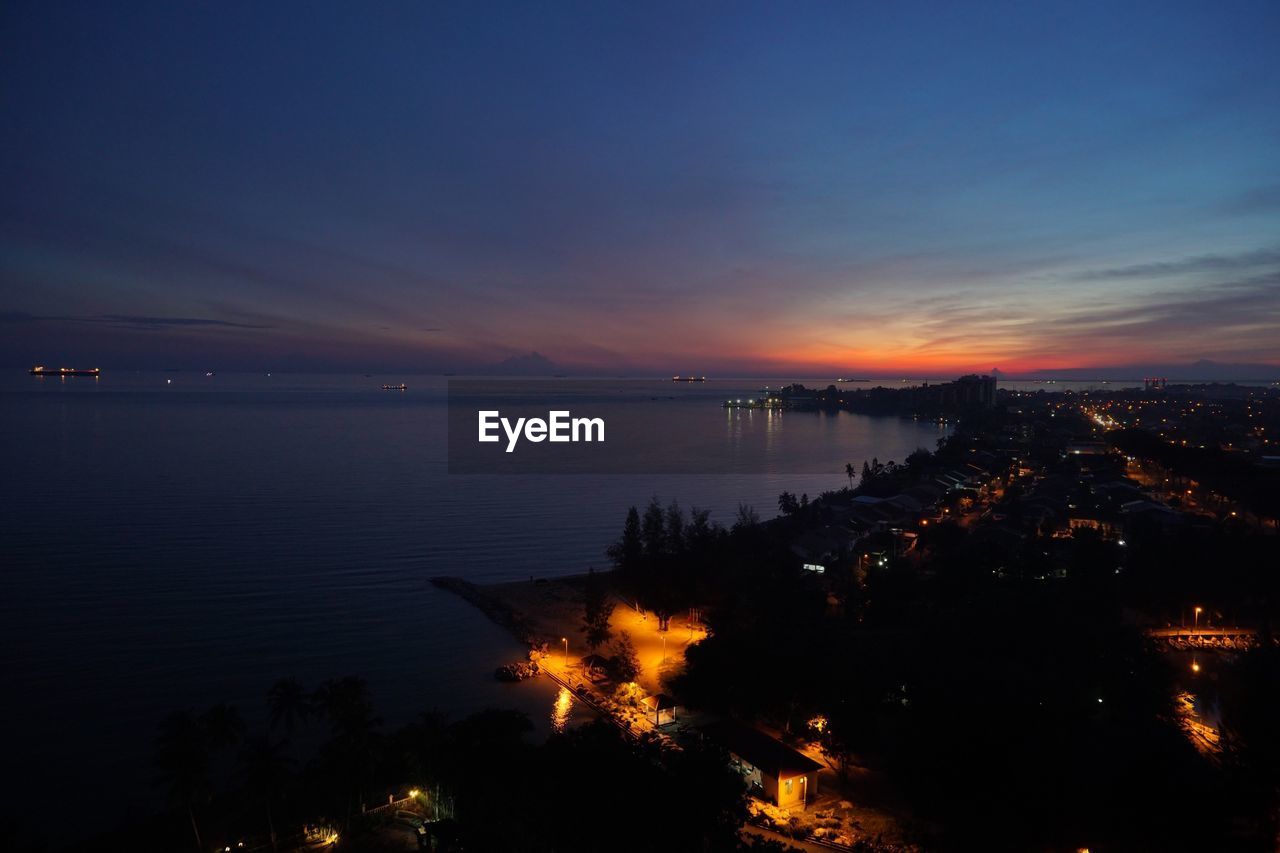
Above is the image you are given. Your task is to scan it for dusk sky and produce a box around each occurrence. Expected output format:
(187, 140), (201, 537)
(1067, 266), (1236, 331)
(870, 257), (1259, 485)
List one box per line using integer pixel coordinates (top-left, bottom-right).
(3, 1), (1279, 375)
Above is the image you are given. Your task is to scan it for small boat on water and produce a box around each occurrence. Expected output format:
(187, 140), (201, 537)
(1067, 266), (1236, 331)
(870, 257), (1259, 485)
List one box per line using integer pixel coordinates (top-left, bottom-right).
(30, 365), (99, 377)
(382, 383), (407, 391)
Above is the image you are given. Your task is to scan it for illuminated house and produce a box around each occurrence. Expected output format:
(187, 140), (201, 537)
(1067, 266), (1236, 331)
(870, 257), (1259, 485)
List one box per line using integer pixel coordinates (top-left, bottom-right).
(701, 722), (822, 809)
(643, 693), (680, 727)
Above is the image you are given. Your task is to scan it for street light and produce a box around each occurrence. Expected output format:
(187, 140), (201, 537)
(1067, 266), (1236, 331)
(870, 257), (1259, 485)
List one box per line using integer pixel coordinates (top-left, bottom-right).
(1194, 607), (1203, 631)
(661, 634), (667, 663)
(562, 636), (568, 667)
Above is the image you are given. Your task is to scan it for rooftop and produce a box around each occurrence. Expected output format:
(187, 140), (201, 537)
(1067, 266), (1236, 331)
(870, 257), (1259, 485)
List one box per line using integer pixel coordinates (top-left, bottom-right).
(700, 722), (823, 778)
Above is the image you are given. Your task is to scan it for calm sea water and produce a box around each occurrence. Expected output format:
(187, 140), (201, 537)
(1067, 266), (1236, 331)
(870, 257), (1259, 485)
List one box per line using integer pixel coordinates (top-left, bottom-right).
(1, 371), (958, 839)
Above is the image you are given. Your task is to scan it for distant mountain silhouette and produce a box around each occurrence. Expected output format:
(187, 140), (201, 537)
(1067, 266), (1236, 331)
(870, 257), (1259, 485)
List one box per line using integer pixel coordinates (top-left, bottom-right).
(488, 351), (562, 376)
(1029, 359), (1278, 381)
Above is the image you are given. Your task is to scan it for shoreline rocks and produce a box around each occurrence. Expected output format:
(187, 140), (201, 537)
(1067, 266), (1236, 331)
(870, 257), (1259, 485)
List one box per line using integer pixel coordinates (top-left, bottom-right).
(494, 660), (540, 682)
(430, 576), (537, 645)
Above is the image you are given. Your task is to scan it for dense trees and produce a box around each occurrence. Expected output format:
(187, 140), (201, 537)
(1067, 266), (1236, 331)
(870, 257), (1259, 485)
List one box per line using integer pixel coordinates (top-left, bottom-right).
(581, 567), (614, 651)
(238, 735), (293, 851)
(266, 677), (311, 735)
(146, 679), (759, 853)
(671, 515), (1259, 847)
(609, 631), (641, 682)
(642, 436), (1280, 848)
(471, 721), (747, 852)
(609, 497), (735, 630)
(153, 710), (214, 852)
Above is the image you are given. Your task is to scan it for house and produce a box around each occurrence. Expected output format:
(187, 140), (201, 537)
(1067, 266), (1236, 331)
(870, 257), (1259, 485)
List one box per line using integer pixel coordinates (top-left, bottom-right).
(903, 483), (945, 509)
(701, 722), (823, 809)
(642, 693), (680, 727)
(884, 493), (923, 515)
(790, 526), (858, 569)
(1121, 499), (1184, 533)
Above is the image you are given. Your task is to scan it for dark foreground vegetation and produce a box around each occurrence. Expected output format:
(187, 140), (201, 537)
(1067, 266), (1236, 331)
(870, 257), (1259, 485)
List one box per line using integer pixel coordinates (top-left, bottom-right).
(69, 675), (795, 853)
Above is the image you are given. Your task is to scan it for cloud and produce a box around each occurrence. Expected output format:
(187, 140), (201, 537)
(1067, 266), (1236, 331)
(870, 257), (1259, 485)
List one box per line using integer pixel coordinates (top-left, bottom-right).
(1072, 248), (1280, 281)
(0, 311), (272, 330)
(95, 314), (272, 329)
(1223, 185), (1280, 215)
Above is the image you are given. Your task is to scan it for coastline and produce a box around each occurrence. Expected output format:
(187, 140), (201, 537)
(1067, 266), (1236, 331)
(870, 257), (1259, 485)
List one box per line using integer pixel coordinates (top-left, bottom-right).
(430, 575), (541, 647)
(430, 572), (600, 651)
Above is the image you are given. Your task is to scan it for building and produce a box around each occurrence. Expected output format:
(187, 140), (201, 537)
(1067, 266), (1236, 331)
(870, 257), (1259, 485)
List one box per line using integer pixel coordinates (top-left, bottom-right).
(701, 722), (823, 809)
(953, 373), (998, 408)
(643, 693), (680, 727)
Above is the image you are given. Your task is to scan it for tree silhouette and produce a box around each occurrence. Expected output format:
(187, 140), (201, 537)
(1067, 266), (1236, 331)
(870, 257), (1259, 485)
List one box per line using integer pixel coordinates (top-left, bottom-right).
(267, 677), (312, 735)
(312, 677), (382, 824)
(201, 702), (246, 752)
(610, 631), (641, 682)
(153, 710), (211, 853)
(606, 506), (642, 577)
(581, 567), (615, 651)
(239, 735), (294, 852)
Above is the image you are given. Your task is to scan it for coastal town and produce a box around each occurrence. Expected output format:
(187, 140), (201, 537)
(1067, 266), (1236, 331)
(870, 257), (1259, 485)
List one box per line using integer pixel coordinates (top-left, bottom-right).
(11, 3), (1280, 851)
(123, 375), (1280, 852)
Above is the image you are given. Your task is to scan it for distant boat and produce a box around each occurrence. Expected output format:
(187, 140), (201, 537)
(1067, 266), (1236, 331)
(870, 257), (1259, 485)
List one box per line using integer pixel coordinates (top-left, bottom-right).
(205, 371), (216, 377)
(836, 377), (870, 382)
(672, 375), (707, 382)
(30, 365), (99, 377)
(381, 383), (407, 391)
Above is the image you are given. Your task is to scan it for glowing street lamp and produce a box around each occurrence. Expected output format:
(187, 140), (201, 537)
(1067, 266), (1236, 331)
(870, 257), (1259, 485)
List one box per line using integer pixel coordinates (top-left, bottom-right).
(661, 633), (667, 663)
(1194, 606), (1203, 631)
(562, 636), (568, 667)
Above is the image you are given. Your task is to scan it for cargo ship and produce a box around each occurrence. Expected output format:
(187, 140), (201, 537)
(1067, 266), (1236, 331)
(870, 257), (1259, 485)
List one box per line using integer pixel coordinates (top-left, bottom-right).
(671, 375), (707, 382)
(381, 383), (407, 391)
(30, 366), (100, 377)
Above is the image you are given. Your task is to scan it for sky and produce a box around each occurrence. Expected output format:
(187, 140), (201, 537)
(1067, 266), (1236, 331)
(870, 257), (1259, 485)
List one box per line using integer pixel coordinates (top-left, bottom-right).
(2, 1), (1279, 376)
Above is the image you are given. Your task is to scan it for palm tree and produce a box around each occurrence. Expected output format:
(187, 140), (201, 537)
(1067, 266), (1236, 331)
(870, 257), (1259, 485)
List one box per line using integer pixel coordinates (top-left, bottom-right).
(845, 461), (857, 489)
(268, 677), (312, 735)
(202, 703), (246, 751)
(312, 677), (379, 738)
(240, 735), (295, 852)
(154, 710), (210, 853)
(313, 677), (382, 824)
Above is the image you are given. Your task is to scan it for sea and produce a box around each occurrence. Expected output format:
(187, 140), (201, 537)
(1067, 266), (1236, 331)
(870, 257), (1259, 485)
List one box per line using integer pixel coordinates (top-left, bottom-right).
(0, 371), (1132, 842)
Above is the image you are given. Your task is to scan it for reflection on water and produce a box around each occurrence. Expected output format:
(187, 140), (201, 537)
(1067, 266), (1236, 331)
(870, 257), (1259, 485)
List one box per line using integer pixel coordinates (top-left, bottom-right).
(552, 685), (573, 733)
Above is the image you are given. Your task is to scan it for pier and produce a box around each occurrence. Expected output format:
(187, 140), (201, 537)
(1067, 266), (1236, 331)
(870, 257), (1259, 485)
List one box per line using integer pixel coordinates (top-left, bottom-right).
(723, 397), (785, 409)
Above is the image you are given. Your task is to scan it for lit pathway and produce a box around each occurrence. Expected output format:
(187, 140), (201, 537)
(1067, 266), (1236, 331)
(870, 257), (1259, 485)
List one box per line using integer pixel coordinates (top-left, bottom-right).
(609, 599), (707, 693)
